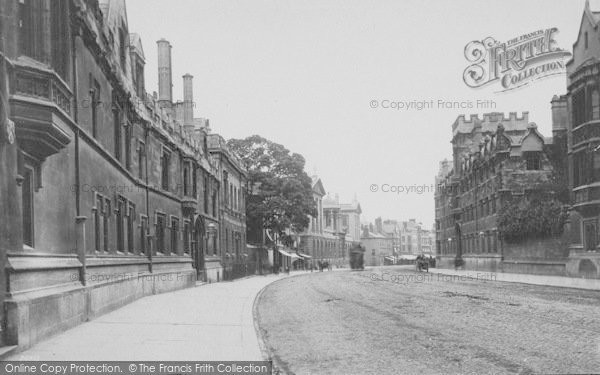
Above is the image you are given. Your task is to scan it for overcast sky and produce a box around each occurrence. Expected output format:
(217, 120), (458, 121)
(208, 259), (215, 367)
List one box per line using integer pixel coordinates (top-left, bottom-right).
(127, 0), (589, 226)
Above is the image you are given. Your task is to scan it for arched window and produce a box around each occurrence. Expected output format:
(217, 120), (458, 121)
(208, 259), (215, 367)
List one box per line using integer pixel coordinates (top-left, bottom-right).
(591, 88), (600, 121)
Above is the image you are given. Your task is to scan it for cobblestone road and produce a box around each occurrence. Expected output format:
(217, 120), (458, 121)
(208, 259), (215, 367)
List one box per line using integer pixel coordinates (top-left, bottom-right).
(255, 267), (600, 374)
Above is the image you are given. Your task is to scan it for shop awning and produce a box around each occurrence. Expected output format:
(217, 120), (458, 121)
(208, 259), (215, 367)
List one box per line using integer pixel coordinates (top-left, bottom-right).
(384, 256), (395, 261)
(298, 253), (312, 259)
(278, 249), (301, 259)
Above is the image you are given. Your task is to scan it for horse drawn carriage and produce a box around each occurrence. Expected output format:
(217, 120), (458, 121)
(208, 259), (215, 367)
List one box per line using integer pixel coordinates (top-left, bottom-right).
(317, 260), (332, 271)
(349, 244), (365, 270)
(415, 255), (429, 272)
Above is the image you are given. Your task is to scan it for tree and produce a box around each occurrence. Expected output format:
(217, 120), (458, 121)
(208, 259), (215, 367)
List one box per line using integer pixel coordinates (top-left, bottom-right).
(227, 135), (317, 242)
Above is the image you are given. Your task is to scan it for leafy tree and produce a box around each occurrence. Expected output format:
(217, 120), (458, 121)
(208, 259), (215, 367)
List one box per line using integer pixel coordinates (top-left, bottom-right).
(227, 135), (317, 241)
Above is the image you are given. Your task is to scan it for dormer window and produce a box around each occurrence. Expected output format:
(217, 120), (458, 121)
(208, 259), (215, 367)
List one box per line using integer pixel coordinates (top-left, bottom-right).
(525, 152), (541, 170)
(134, 61), (145, 97)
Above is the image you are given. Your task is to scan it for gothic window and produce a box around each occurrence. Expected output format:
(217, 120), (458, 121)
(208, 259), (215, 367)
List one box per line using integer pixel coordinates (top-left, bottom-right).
(183, 220), (191, 254)
(161, 148), (170, 190)
(155, 213), (166, 254)
(94, 194), (103, 252)
(573, 89), (586, 127)
(113, 105), (122, 161)
(212, 191), (217, 217)
(103, 198), (111, 252)
(125, 124), (132, 171)
(116, 197), (126, 252)
(138, 141), (145, 179)
(591, 88), (600, 121)
(213, 229), (218, 256)
(192, 166), (197, 198)
(50, 0), (69, 79)
(170, 217), (179, 255)
(140, 215), (148, 255)
(183, 162), (190, 196)
(204, 175), (209, 214)
(134, 61), (145, 97)
(525, 152), (541, 170)
(127, 202), (135, 253)
(223, 172), (229, 206)
(89, 75), (100, 138)
(18, 0), (35, 58)
(19, 0), (69, 76)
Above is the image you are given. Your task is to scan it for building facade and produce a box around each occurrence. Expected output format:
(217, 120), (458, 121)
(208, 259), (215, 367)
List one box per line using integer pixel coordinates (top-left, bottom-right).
(298, 177), (361, 267)
(0, 0), (238, 349)
(361, 228), (393, 267)
(207, 133), (249, 279)
(561, 0), (600, 278)
(435, 112), (568, 273)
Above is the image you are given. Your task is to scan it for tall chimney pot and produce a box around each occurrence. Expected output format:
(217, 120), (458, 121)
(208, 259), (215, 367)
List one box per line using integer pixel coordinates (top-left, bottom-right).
(157, 39), (173, 104)
(183, 74), (194, 131)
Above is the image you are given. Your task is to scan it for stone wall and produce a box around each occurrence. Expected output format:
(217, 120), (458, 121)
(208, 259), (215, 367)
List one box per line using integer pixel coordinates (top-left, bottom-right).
(4, 255), (195, 350)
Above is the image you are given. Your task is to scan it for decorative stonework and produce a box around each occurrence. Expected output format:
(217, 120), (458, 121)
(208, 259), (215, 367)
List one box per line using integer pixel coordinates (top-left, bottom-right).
(14, 68), (72, 114)
(15, 73), (50, 99)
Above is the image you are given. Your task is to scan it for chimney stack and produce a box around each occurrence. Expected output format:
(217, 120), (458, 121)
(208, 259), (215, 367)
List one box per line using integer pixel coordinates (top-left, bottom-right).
(551, 94), (568, 135)
(157, 39), (173, 107)
(183, 74), (194, 132)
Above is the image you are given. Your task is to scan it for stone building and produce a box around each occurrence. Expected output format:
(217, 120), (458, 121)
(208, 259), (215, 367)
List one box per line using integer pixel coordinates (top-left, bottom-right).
(435, 112), (568, 273)
(298, 178), (346, 267)
(420, 227), (435, 256)
(0, 0), (232, 349)
(560, 0), (600, 278)
(398, 219), (426, 256)
(207, 133), (248, 279)
(298, 177), (360, 267)
(365, 218), (433, 261)
(361, 228), (393, 267)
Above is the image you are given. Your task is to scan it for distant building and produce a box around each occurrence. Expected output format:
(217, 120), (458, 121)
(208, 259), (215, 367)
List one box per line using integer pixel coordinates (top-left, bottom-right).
(363, 218), (433, 262)
(361, 228), (393, 266)
(399, 219), (425, 255)
(339, 199), (363, 246)
(420, 227), (435, 256)
(298, 178), (361, 267)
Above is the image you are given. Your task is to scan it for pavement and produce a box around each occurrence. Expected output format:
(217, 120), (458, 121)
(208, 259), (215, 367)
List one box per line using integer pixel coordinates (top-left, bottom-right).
(6, 265), (597, 363)
(425, 266), (600, 290)
(5, 272), (308, 361)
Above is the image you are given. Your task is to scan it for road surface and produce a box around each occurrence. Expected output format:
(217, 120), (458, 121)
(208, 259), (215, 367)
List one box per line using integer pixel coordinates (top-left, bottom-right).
(255, 266), (600, 374)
